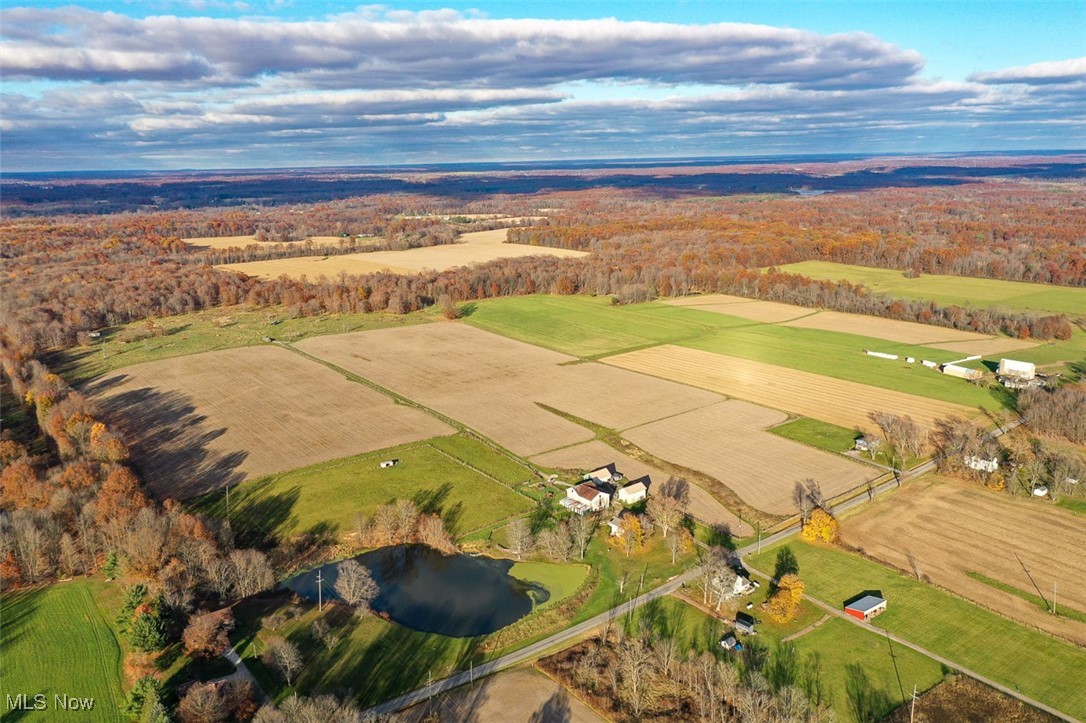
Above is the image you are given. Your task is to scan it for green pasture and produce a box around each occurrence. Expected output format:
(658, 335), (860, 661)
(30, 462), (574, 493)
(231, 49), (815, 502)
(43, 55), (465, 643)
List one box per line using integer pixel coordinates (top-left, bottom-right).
(775, 261), (1086, 317)
(748, 540), (1086, 721)
(770, 418), (859, 454)
(188, 435), (534, 545)
(508, 561), (590, 612)
(0, 580), (125, 721)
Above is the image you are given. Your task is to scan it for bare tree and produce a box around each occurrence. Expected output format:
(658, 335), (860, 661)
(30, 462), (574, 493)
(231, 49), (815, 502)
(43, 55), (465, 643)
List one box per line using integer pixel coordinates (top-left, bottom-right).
(647, 494), (684, 538)
(618, 636), (654, 717)
(570, 512), (597, 560)
(229, 549), (274, 599)
(666, 529), (684, 564)
(179, 681), (230, 723)
(334, 559), (378, 615)
(658, 477), (690, 512)
(804, 478), (825, 511)
(793, 482), (814, 525)
(373, 504), (397, 545)
(506, 518), (533, 560)
(392, 499), (419, 542)
(262, 636), (303, 685)
(698, 546), (731, 607)
(538, 522), (573, 562)
(310, 618), (340, 650)
(205, 555), (235, 600)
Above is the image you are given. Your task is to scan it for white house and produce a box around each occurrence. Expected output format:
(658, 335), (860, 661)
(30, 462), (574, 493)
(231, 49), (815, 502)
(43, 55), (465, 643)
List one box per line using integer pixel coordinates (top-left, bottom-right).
(964, 455), (999, 473)
(617, 480), (648, 505)
(586, 466), (621, 485)
(562, 482), (611, 514)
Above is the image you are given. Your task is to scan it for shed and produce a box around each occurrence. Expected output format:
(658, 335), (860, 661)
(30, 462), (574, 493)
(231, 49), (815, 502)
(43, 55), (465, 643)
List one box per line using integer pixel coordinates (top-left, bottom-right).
(719, 633), (743, 651)
(379, 459), (398, 469)
(844, 595), (887, 622)
(734, 614), (757, 635)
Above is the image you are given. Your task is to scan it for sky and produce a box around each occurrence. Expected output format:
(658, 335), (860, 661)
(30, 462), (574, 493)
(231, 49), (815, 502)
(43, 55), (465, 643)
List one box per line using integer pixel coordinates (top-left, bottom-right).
(1, 1), (1084, 171)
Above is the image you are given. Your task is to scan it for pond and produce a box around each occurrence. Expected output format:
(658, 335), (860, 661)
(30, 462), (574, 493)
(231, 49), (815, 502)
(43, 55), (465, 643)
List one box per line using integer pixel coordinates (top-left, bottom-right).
(284, 544), (549, 637)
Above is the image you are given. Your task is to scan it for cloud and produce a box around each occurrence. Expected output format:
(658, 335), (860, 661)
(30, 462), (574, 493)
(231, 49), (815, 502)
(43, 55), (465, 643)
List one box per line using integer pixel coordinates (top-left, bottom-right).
(970, 57), (1086, 85)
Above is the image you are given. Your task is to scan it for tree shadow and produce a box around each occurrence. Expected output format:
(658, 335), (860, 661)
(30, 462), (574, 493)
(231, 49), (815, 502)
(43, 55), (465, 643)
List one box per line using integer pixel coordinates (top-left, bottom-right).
(705, 523), (735, 551)
(845, 663), (894, 723)
(529, 688), (574, 722)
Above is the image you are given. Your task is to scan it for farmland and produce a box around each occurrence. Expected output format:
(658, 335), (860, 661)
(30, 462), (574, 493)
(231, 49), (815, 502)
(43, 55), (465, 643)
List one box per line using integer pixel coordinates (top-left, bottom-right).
(623, 401), (873, 514)
(840, 475), (1086, 645)
(606, 345), (977, 432)
(779, 309), (1002, 345)
(0, 580), (125, 722)
(663, 293), (813, 323)
(190, 434), (534, 542)
(88, 345), (452, 498)
(183, 234), (322, 249)
(219, 228), (587, 279)
(748, 540), (1086, 721)
(776, 261), (1086, 317)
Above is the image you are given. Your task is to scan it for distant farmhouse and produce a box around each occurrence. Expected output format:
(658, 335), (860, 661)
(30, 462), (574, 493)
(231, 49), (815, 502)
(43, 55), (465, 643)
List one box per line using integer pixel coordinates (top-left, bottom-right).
(561, 463), (652, 515)
(997, 358), (1044, 389)
(964, 455), (1000, 474)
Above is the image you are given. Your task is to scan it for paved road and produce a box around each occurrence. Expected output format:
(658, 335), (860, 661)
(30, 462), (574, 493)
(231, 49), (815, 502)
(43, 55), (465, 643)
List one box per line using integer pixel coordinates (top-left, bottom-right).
(364, 417), (1028, 718)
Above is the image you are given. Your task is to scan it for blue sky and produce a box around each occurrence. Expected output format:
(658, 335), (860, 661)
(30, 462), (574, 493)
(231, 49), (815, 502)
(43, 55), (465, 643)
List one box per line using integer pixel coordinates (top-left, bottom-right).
(2, 1), (1083, 170)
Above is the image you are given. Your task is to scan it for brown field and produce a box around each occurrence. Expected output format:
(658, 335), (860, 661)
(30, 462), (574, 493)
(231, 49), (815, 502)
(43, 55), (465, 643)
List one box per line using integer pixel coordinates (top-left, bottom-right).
(219, 228), (586, 279)
(925, 337), (1039, 355)
(782, 310), (994, 344)
(843, 476), (1086, 646)
(87, 346), (452, 498)
(529, 440), (752, 535)
(663, 294), (812, 323)
(184, 235), (382, 250)
(623, 401), (874, 515)
(297, 324), (719, 457)
(396, 668), (604, 723)
(605, 345), (976, 431)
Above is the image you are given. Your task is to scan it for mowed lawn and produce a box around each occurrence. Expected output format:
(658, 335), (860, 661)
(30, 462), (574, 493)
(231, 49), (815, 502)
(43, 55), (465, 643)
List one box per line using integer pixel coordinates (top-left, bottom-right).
(508, 561), (590, 611)
(189, 435), (534, 543)
(748, 540), (1086, 721)
(0, 581), (125, 721)
(776, 261), (1086, 317)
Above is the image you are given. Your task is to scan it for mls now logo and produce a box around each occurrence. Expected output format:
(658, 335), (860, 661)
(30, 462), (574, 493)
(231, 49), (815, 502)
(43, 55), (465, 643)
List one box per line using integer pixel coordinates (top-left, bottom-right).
(6, 693), (95, 712)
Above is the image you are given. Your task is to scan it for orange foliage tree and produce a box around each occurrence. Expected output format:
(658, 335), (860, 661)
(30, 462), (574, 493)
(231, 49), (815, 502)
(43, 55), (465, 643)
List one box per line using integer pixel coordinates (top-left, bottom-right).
(764, 573), (805, 624)
(801, 508), (840, 544)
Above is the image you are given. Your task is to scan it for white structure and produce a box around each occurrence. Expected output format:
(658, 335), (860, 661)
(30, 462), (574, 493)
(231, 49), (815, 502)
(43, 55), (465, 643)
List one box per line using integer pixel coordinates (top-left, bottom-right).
(617, 481), (648, 505)
(865, 350), (899, 360)
(561, 482), (611, 514)
(998, 359), (1036, 380)
(1032, 485), (1049, 497)
(607, 510), (632, 536)
(379, 460), (398, 469)
(941, 363), (983, 381)
(586, 466), (616, 485)
(964, 455), (999, 473)
(921, 360), (939, 368)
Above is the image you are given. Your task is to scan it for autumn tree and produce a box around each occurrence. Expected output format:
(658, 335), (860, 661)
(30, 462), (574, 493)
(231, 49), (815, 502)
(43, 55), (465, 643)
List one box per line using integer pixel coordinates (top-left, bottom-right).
(764, 574), (805, 624)
(801, 508), (839, 544)
(618, 514), (644, 558)
(183, 609), (234, 659)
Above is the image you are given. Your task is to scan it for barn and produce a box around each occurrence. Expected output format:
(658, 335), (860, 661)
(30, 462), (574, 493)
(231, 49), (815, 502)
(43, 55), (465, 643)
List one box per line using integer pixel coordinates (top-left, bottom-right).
(844, 595), (887, 622)
(998, 358), (1036, 380)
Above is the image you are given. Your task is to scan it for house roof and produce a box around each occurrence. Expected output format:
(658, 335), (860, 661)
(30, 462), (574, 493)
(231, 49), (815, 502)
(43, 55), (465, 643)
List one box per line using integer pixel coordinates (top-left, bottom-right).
(621, 481), (647, 495)
(573, 483), (601, 501)
(845, 595), (886, 613)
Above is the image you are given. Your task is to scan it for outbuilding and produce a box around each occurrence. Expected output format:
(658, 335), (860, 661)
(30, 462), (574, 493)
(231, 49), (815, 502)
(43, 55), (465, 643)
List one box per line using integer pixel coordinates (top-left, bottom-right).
(617, 480), (648, 505)
(719, 633), (743, 651)
(844, 595), (887, 622)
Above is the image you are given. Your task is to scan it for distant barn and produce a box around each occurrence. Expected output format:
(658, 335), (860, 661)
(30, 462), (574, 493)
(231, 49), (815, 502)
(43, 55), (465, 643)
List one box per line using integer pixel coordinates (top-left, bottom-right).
(845, 595), (887, 622)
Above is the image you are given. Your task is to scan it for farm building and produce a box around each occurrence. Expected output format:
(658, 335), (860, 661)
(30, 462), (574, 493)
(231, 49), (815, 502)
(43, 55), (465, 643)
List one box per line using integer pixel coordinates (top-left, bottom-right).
(998, 359), (1036, 380)
(379, 459), (398, 469)
(585, 465), (622, 485)
(617, 479), (648, 505)
(561, 482), (611, 514)
(607, 509), (634, 536)
(854, 437), (879, 453)
(941, 363), (983, 381)
(865, 350), (899, 360)
(719, 633), (743, 651)
(964, 455), (1000, 473)
(844, 595), (887, 622)
(735, 614), (757, 635)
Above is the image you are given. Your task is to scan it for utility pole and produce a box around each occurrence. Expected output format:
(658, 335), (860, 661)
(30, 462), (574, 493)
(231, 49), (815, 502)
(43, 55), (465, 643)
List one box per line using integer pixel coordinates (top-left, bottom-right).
(910, 684), (918, 723)
(316, 570), (324, 612)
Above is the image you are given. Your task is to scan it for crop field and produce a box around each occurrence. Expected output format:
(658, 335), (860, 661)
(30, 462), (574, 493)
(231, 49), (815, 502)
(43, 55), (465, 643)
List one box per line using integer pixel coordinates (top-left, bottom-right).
(219, 228), (586, 279)
(297, 323), (720, 457)
(622, 401), (873, 514)
(529, 440), (752, 534)
(0, 581), (125, 722)
(777, 261), (1086, 317)
(184, 234), (310, 249)
(89, 345), (452, 498)
(190, 435), (534, 541)
(663, 293), (813, 322)
(780, 309), (998, 345)
(748, 540), (1086, 721)
(606, 345), (977, 432)
(841, 476), (1086, 645)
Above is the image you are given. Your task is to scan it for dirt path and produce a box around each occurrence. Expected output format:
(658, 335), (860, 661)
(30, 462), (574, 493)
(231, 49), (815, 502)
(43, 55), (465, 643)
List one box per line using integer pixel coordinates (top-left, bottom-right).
(782, 614), (831, 642)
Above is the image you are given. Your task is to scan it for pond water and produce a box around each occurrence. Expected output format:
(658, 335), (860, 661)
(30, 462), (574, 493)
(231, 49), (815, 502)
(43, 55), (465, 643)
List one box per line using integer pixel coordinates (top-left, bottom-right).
(284, 544), (549, 637)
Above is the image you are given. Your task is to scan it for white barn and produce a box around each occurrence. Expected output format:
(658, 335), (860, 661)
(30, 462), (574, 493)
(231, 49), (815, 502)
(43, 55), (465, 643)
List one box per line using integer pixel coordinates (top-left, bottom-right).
(617, 480), (648, 505)
(998, 359), (1036, 380)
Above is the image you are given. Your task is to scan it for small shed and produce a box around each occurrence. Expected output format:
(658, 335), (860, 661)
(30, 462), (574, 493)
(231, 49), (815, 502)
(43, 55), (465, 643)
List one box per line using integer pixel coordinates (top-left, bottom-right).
(719, 633), (743, 651)
(379, 459), (398, 469)
(844, 595), (887, 622)
(735, 614), (757, 635)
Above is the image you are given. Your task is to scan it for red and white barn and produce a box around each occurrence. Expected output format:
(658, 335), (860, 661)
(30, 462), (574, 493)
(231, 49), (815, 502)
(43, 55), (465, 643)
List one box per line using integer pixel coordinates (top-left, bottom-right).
(844, 595), (887, 622)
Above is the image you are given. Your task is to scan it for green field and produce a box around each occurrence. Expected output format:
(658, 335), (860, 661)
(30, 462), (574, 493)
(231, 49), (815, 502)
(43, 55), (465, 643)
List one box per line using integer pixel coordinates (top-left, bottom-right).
(748, 540), (1086, 721)
(0, 581), (125, 721)
(776, 261), (1086, 317)
(189, 435), (534, 544)
(508, 561), (590, 611)
(50, 305), (434, 386)
(770, 418), (859, 453)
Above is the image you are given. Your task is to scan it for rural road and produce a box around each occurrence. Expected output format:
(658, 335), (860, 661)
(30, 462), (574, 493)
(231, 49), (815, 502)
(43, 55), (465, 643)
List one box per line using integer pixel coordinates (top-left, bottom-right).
(363, 418), (1026, 717)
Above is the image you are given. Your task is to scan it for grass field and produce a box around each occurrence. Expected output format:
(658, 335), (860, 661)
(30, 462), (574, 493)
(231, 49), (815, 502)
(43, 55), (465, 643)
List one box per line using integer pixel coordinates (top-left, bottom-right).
(776, 261), (1086, 317)
(508, 562), (590, 611)
(0, 580), (125, 721)
(769, 417), (859, 453)
(189, 435), (534, 544)
(88, 345), (453, 499)
(51, 305), (432, 387)
(748, 540), (1086, 721)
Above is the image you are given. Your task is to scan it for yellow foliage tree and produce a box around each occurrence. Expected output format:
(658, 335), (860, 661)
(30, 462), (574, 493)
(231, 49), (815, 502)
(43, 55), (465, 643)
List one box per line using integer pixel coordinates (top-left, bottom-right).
(764, 573), (805, 624)
(801, 507), (839, 544)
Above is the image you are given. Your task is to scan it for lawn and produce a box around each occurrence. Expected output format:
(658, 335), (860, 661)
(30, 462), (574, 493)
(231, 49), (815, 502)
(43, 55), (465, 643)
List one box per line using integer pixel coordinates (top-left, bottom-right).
(776, 261), (1086, 317)
(747, 539), (1086, 721)
(770, 418), (859, 454)
(48, 304), (433, 386)
(508, 561), (590, 611)
(0, 580), (126, 721)
(188, 435), (534, 545)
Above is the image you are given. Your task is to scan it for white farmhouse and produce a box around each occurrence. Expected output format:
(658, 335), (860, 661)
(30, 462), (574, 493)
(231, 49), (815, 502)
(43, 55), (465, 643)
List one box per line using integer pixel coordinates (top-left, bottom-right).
(964, 455), (999, 473)
(561, 482), (611, 514)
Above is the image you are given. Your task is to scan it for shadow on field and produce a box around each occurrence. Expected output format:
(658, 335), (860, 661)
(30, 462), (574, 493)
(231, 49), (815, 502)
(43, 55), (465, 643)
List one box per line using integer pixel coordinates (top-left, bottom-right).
(89, 383), (247, 499)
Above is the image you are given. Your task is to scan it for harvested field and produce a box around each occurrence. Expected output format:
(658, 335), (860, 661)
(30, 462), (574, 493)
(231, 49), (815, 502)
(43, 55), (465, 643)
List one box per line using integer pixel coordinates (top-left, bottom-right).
(623, 401), (873, 515)
(219, 227), (586, 279)
(396, 668), (604, 723)
(925, 337), (1039, 355)
(88, 346), (452, 498)
(530, 440), (752, 535)
(782, 310), (994, 344)
(605, 345), (977, 432)
(184, 235), (381, 250)
(843, 476), (1086, 646)
(297, 324), (719, 457)
(663, 294), (812, 323)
